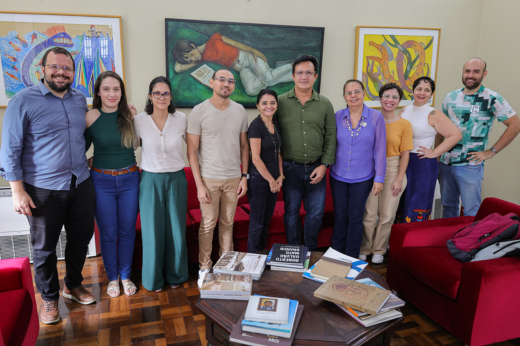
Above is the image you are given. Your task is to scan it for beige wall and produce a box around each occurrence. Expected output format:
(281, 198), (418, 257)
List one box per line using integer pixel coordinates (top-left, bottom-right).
(476, 0), (520, 204)
(5, 0), (515, 205)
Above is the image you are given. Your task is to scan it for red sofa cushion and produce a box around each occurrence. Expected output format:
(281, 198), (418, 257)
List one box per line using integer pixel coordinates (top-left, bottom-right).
(0, 288), (27, 345)
(401, 246), (463, 300)
(0, 266), (23, 293)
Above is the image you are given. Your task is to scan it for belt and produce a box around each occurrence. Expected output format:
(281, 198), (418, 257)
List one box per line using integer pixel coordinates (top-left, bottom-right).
(91, 164), (139, 176)
(284, 159), (320, 167)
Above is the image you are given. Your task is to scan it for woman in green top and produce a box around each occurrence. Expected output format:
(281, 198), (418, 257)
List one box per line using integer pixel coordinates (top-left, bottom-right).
(85, 71), (139, 297)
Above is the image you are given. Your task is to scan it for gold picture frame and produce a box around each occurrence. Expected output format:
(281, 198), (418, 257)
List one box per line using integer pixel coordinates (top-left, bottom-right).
(0, 11), (125, 107)
(354, 26), (441, 107)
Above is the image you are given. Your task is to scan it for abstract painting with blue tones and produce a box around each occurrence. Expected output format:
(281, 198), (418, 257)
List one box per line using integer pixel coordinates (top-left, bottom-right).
(0, 23), (116, 100)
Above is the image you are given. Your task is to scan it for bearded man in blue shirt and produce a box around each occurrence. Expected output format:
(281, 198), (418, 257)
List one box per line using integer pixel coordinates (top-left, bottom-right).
(0, 47), (96, 324)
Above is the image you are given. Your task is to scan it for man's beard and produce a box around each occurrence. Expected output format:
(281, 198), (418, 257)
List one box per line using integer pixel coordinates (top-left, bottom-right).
(462, 75), (483, 90)
(44, 73), (72, 92)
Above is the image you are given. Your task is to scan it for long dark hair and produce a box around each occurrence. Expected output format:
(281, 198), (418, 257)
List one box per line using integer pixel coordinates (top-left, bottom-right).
(93, 71), (134, 148)
(144, 76), (176, 115)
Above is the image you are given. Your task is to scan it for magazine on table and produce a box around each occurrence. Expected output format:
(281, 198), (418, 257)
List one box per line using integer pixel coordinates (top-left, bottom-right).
(303, 247), (368, 282)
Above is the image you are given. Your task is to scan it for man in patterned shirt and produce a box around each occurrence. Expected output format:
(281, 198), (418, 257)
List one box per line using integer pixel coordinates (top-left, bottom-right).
(438, 58), (520, 217)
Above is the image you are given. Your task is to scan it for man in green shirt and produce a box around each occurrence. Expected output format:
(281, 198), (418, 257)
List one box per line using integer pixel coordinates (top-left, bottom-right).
(275, 55), (336, 251)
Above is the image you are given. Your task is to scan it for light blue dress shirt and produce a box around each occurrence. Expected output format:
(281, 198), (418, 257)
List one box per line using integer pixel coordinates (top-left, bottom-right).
(0, 81), (90, 190)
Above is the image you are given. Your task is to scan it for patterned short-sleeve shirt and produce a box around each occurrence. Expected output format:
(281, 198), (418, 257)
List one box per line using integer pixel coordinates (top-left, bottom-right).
(440, 85), (515, 166)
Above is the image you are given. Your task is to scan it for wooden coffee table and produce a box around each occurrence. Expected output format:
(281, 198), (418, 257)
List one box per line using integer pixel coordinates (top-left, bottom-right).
(196, 252), (403, 346)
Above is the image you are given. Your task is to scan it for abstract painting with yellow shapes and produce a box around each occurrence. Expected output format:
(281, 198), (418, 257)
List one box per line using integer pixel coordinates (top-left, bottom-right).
(354, 27), (440, 108)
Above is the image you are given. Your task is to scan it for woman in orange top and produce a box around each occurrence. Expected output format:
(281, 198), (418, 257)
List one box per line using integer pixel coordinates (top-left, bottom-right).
(361, 83), (414, 264)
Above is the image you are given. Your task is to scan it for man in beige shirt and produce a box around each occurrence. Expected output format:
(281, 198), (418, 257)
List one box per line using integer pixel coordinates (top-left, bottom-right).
(187, 69), (249, 287)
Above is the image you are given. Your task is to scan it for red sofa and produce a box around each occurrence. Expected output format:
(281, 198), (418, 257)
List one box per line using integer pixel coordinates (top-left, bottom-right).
(387, 197), (520, 346)
(0, 257), (39, 346)
(114, 167), (335, 268)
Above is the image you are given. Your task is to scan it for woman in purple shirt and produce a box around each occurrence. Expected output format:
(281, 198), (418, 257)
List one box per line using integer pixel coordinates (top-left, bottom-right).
(330, 79), (386, 258)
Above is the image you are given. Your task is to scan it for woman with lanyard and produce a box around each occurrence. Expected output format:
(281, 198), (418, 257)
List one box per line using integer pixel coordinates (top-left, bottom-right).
(361, 83), (413, 264)
(396, 77), (461, 223)
(134, 76), (189, 292)
(329, 79), (386, 258)
(247, 89), (283, 253)
(85, 71), (139, 297)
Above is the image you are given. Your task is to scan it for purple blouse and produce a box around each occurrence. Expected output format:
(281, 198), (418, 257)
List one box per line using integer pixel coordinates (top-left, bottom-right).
(330, 104), (387, 184)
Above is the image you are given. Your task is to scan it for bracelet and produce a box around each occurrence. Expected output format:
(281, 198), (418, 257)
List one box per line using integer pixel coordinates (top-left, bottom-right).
(279, 175), (285, 180)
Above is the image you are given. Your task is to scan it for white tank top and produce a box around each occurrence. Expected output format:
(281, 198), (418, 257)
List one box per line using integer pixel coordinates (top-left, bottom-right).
(401, 103), (437, 153)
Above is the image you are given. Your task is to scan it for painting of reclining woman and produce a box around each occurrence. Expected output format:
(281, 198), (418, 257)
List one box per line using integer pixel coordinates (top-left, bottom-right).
(165, 18), (324, 108)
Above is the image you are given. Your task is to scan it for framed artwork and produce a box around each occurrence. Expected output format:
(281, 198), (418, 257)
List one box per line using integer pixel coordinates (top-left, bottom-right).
(354, 26), (441, 107)
(165, 18), (325, 108)
(0, 12), (124, 107)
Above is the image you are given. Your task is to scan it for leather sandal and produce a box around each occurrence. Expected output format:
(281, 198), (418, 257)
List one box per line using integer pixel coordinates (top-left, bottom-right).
(107, 280), (120, 298)
(122, 280), (137, 296)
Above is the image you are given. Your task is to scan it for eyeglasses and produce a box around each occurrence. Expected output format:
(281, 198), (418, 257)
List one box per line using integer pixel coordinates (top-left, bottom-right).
(381, 94), (400, 100)
(45, 64), (74, 73)
(213, 77), (236, 84)
(345, 90), (363, 96)
(294, 71), (315, 77)
(150, 91), (172, 99)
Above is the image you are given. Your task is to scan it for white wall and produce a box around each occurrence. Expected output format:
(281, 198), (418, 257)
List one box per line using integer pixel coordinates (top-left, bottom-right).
(8, 0), (513, 206)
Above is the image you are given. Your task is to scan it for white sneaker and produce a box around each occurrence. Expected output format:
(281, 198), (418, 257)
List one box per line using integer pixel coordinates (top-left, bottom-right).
(372, 254), (384, 264)
(359, 254), (367, 261)
(197, 269), (210, 288)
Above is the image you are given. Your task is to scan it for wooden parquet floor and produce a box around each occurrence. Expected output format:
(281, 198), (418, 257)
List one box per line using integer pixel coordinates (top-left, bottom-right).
(34, 255), (520, 346)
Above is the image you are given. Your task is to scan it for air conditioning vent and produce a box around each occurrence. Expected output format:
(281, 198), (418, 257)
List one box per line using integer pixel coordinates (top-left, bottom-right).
(0, 231), (96, 261)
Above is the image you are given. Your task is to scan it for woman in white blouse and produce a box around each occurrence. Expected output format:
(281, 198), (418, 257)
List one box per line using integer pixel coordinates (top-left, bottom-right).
(134, 76), (188, 292)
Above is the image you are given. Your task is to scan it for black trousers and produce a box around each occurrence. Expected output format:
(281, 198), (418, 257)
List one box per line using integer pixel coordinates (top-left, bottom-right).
(24, 176), (95, 301)
(246, 173), (279, 253)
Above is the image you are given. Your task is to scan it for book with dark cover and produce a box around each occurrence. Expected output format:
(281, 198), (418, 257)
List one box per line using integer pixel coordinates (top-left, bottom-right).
(229, 309), (303, 346)
(267, 244), (305, 268)
(271, 251), (311, 273)
(314, 275), (391, 315)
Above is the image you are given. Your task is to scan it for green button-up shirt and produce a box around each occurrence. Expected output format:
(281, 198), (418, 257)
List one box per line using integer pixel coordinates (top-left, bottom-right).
(275, 88), (336, 165)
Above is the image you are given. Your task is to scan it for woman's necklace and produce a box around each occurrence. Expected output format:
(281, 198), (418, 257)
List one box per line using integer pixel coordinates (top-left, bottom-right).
(384, 114), (399, 124)
(259, 115), (281, 160)
(347, 113), (367, 138)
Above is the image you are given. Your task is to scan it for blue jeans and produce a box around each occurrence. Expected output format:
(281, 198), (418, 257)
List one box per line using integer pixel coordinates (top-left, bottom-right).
(438, 162), (484, 218)
(330, 176), (373, 258)
(91, 167), (139, 281)
(282, 161), (326, 251)
(247, 173), (279, 253)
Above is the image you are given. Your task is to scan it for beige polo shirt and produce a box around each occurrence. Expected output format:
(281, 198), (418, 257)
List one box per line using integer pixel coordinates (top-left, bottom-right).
(187, 99), (248, 180)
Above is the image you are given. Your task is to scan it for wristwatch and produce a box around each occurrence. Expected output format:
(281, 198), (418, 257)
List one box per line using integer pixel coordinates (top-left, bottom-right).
(241, 174), (250, 180)
(490, 146), (498, 154)
(322, 164), (331, 168)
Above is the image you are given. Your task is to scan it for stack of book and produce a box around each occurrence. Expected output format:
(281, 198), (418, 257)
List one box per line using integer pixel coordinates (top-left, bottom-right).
(314, 275), (403, 327)
(336, 277), (404, 327)
(199, 273), (252, 300)
(303, 247), (368, 282)
(229, 295), (304, 346)
(213, 251), (267, 280)
(266, 244), (311, 273)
